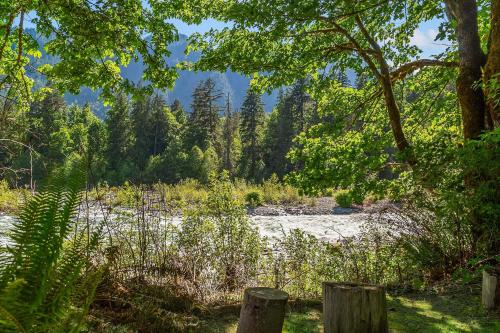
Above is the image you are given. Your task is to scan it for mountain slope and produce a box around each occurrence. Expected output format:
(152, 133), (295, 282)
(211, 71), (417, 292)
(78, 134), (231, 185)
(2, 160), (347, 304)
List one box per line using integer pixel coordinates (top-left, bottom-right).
(29, 29), (278, 118)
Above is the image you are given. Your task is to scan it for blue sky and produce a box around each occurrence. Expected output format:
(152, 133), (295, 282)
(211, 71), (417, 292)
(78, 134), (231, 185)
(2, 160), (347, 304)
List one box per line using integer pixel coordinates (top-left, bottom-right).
(168, 18), (229, 36)
(169, 18), (448, 57)
(22, 13), (448, 58)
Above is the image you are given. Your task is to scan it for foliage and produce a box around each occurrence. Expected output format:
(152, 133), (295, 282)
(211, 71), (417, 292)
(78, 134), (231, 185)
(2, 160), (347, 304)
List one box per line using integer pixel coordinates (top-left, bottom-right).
(387, 127), (500, 273)
(0, 180), (26, 213)
(0, 167), (101, 332)
(260, 173), (302, 205)
(0, 0), (179, 107)
(334, 190), (353, 208)
(177, 173), (261, 296)
(239, 88), (266, 182)
(244, 190), (264, 208)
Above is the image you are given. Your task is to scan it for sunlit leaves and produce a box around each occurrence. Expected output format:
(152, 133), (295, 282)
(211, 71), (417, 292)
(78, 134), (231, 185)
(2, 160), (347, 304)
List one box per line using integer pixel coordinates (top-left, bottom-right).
(0, 0), (180, 106)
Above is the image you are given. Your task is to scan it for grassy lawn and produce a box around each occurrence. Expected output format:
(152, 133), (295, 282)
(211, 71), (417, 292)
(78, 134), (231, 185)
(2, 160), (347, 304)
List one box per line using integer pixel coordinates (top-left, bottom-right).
(200, 292), (500, 333)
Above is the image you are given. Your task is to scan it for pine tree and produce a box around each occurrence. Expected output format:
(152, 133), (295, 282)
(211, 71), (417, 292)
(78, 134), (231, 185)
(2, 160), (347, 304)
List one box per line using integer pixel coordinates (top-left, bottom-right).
(149, 94), (169, 156)
(289, 79), (311, 132)
(170, 99), (187, 127)
(263, 89), (294, 178)
(105, 92), (133, 173)
(239, 88), (265, 182)
(130, 95), (152, 169)
(0, 97), (29, 185)
(185, 79), (223, 152)
(26, 91), (68, 178)
(221, 94), (240, 176)
(355, 72), (368, 89)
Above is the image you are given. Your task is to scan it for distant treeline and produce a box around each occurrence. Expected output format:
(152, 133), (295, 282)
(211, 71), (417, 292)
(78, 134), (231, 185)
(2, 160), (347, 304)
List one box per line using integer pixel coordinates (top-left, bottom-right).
(0, 77), (348, 187)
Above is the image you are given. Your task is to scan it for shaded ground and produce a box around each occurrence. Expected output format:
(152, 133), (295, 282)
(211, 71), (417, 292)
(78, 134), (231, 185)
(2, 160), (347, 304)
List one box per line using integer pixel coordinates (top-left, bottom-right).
(201, 292), (500, 333)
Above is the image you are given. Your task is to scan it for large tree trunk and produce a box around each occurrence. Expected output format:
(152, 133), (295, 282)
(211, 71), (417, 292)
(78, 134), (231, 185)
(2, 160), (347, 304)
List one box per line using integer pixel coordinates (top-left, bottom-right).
(484, 0), (500, 128)
(445, 0), (487, 139)
(445, 0), (493, 252)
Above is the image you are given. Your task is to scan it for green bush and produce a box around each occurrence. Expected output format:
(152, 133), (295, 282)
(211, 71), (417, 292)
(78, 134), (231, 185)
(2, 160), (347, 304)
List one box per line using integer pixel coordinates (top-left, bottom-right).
(351, 192), (365, 205)
(334, 190), (353, 208)
(245, 191), (264, 207)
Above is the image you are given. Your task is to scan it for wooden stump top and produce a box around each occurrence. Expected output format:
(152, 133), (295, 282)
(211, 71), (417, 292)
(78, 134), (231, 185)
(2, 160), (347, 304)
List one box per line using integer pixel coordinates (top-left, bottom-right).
(245, 287), (289, 301)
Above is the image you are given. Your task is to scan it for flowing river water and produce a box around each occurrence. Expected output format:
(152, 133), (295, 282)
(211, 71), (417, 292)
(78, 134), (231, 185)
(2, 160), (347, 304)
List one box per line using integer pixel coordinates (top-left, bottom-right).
(0, 209), (374, 246)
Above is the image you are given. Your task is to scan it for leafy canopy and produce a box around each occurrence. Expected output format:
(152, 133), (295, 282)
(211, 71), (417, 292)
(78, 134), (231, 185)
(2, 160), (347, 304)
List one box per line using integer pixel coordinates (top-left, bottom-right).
(1, 0), (180, 107)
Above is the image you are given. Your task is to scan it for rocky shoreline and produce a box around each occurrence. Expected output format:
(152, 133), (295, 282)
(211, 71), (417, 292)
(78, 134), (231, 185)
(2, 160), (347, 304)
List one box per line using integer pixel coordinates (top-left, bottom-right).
(247, 197), (394, 216)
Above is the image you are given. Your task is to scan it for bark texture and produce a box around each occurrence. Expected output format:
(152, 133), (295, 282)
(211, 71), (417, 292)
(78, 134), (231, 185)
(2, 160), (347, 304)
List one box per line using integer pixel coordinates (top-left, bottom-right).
(445, 0), (487, 139)
(323, 282), (388, 333)
(236, 287), (288, 333)
(484, 0), (500, 128)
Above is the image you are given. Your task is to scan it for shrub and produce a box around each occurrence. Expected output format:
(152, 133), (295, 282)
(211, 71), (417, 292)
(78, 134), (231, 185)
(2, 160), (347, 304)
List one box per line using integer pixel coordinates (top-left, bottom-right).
(323, 188), (334, 197)
(334, 190), (352, 208)
(113, 181), (142, 207)
(245, 191), (264, 207)
(178, 173), (261, 298)
(261, 174), (281, 204)
(351, 191), (365, 205)
(0, 180), (24, 213)
(261, 174), (303, 205)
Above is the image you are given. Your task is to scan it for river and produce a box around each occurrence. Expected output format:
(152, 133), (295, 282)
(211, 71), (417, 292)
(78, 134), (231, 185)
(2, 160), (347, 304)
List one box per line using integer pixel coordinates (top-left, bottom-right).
(0, 209), (372, 246)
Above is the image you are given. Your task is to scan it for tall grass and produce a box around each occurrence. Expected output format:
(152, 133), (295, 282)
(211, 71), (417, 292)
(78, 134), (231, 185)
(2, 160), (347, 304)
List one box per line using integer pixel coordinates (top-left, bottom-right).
(91, 175), (306, 209)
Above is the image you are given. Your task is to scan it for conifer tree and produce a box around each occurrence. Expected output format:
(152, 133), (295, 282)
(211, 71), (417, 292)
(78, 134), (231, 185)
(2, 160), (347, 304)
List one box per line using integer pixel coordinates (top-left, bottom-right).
(105, 92), (133, 173)
(170, 99), (187, 127)
(26, 91), (68, 178)
(221, 94), (240, 176)
(334, 70), (350, 87)
(289, 79), (311, 133)
(185, 79), (223, 152)
(149, 94), (169, 156)
(263, 89), (294, 178)
(130, 95), (151, 169)
(239, 88), (265, 182)
(263, 81), (316, 178)
(355, 73), (368, 90)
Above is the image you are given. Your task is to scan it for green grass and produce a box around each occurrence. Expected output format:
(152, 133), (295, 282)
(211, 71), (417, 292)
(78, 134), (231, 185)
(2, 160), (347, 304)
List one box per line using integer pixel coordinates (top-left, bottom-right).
(200, 292), (500, 333)
(387, 293), (500, 333)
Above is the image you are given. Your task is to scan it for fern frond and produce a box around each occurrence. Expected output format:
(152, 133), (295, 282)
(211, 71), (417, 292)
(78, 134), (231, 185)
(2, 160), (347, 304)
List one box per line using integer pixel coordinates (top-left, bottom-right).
(0, 165), (101, 332)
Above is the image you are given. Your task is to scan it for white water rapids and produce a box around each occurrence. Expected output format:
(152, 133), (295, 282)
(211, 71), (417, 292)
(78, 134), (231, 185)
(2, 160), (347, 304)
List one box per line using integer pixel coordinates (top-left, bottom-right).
(0, 210), (373, 246)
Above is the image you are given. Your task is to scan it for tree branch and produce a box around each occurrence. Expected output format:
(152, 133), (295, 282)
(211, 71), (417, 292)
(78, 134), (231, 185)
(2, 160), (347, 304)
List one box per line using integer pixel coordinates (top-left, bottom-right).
(391, 59), (458, 81)
(329, 20), (382, 79)
(0, 13), (15, 62)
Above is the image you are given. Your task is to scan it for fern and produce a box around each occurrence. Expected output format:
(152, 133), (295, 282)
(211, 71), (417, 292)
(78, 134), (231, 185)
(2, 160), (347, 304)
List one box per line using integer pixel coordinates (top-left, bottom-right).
(0, 166), (101, 332)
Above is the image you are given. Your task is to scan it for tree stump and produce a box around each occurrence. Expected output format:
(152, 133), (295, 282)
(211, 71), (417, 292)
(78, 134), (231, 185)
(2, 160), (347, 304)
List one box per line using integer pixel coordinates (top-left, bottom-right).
(237, 287), (289, 333)
(323, 282), (388, 333)
(482, 267), (500, 310)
